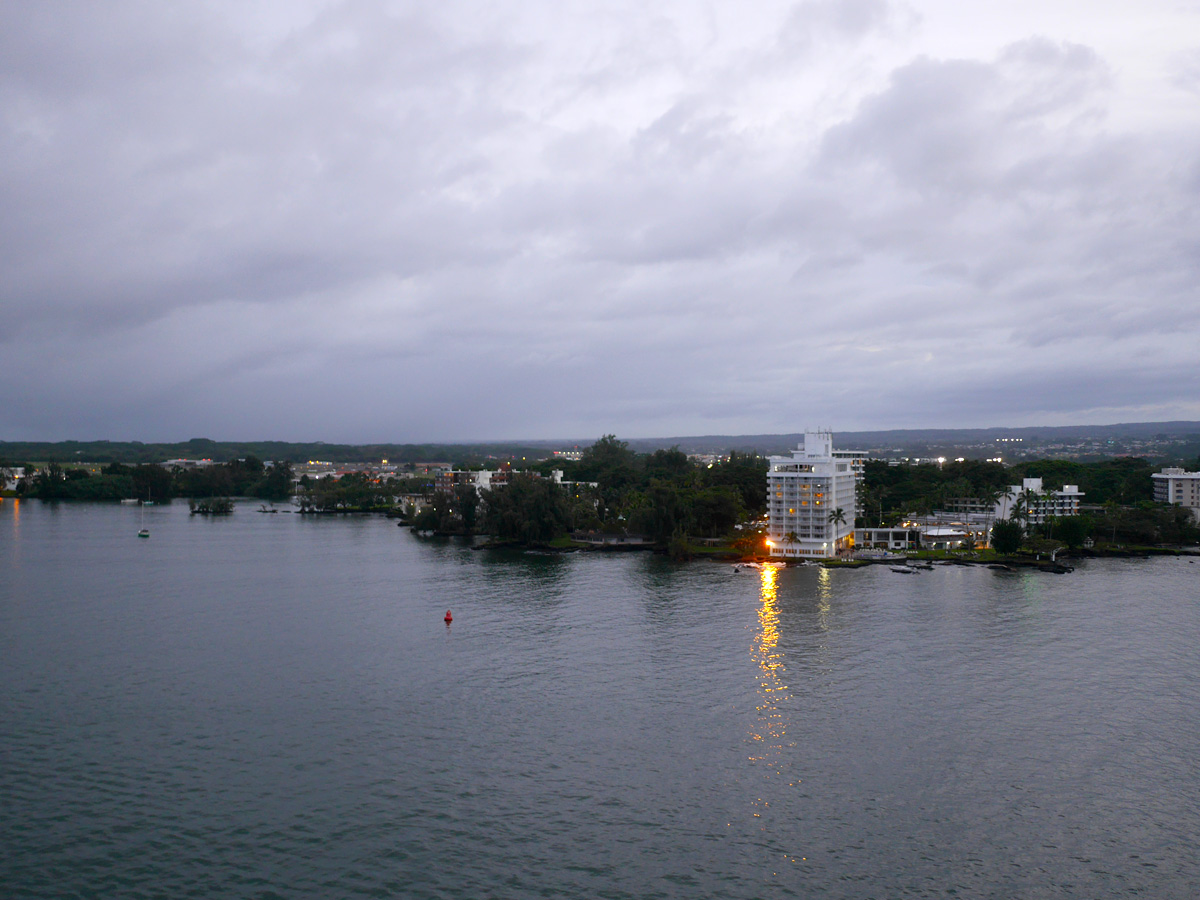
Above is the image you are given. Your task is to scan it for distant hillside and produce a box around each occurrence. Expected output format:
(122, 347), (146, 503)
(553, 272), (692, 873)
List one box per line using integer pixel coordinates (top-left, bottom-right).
(0, 438), (555, 466)
(4, 421), (1199, 465)
(623, 422), (1200, 456)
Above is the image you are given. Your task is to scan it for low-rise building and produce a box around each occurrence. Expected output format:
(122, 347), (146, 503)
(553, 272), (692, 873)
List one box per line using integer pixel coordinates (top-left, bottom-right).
(162, 458), (215, 469)
(919, 524), (976, 550)
(942, 497), (996, 516)
(856, 517), (991, 552)
(435, 462), (540, 495)
(549, 470), (599, 494)
(994, 478), (1083, 524)
(855, 527), (921, 551)
(435, 470), (488, 494)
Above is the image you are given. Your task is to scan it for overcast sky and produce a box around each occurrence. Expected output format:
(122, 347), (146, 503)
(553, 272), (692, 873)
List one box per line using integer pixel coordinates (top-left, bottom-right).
(3, 0), (1198, 443)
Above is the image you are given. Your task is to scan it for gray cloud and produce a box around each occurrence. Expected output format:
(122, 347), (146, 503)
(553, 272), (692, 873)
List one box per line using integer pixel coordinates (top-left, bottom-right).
(2, 2), (1198, 441)
(1169, 47), (1200, 95)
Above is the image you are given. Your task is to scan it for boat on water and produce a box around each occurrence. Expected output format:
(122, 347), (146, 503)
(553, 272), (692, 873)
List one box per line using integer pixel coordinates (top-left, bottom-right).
(890, 565), (916, 573)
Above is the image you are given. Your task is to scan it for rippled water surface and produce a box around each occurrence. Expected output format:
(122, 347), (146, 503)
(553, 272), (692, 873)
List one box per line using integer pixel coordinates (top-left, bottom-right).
(3, 499), (1200, 898)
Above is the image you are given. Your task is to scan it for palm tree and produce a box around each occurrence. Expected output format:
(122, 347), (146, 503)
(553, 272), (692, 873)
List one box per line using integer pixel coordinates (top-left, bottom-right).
(980, 487), (1004, 521)
(828, 507), (848, 553)
(1040, 483), (1059, 540)
(1018, 486), (1040, 524)
(782, 530), (800, 557)
(1011, 487), (1036, 528)
(980, 487), (1004, 546)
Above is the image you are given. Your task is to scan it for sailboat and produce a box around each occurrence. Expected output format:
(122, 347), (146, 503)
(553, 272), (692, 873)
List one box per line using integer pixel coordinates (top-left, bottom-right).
(138, 496), (150, 538)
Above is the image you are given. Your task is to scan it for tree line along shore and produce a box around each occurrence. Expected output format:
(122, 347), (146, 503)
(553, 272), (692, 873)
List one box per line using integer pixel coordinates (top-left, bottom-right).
(4, 439), (1198, 556)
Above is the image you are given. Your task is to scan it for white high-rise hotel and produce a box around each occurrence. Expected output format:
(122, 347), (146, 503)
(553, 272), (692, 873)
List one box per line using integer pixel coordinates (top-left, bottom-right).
(766, 431), (858, 558)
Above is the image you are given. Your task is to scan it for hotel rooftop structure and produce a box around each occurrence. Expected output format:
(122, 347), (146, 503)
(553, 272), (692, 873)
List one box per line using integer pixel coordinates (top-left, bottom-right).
(766, 431), (859, 559)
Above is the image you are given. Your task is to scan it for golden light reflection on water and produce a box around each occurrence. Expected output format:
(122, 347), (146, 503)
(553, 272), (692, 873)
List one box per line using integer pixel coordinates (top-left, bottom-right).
(749, 564), (790, 775)
(5, 498), (19, 564)
(747, 564), (807, 867)
(816, 566), (832, 629)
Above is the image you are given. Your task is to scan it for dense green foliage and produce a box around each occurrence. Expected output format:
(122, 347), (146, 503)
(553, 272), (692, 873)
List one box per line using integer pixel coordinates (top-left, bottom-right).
(872, 455), (1196, 548)
(1052, 515), (1092, 549)
(990, 519), (1024, 554)
(480, 475), (573, 543)
(996, 507), (1198, 552)
(1007, 458), (1153, 505)
(411, 437), (768, 544)
(24, 458), (295, 501)
(25, 463), (135, 500)
(173, 458), (294, 500)
(189, 497), (234, 515)
(1086, 504), (1199, 546)
(862, 459), (1011, 523)
(864, 456), (1160, 523)
(553, 438), (765, 543)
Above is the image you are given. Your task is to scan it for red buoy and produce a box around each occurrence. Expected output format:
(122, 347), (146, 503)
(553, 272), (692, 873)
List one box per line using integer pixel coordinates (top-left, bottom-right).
(444, 610), (453, 624)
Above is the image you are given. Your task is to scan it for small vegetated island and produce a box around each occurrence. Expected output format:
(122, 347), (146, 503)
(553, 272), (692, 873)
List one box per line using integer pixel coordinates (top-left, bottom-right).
(188, 497), (235, 515)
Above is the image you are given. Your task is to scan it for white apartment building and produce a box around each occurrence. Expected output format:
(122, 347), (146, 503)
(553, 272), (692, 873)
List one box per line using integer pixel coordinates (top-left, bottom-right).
(1153, 468), (1200, 521)
(832, 447), (867, 520)
(767, 431), (857, 558)
(994, 477), (1083, 524)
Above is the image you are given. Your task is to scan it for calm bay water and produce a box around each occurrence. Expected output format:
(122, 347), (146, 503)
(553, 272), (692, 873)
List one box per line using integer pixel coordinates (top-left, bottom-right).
(2, 498), (1199, 898)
